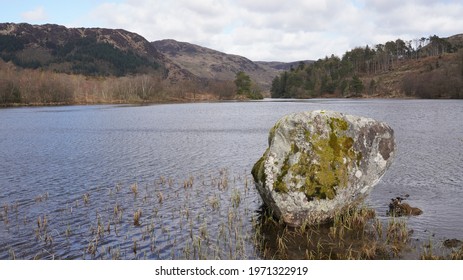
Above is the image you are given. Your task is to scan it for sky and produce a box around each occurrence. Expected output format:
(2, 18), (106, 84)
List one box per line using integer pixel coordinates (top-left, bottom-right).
(1, 0), (463, 62)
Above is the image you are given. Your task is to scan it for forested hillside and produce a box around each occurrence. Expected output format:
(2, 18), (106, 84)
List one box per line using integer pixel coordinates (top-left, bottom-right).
(0, 23), (163, 76)
(271, 35), (463, 99)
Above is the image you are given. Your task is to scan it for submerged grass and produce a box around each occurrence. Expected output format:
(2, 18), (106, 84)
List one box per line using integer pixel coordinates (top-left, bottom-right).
(254, 204), (421, 260)
(0, 169), (459, 260)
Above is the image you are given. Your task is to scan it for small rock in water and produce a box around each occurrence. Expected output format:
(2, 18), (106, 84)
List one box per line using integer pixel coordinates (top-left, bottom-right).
(252, 110), (396, 227)
(443, 238), (462, 248)
(387, 197), (423, 216)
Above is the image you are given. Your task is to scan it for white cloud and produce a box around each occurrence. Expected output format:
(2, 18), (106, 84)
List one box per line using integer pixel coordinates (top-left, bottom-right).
(21, 6), (48, 22)
(88, 0), (463, 61)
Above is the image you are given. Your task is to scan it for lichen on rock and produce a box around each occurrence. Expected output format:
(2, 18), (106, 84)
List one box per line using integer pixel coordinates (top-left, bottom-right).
(252, 110), (396, 227)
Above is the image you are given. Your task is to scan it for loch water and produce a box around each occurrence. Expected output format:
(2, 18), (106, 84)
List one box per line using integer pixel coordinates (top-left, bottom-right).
(1, 99), (462, 259)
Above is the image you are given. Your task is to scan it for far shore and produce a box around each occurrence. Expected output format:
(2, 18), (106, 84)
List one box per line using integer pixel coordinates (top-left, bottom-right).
(0, 95), (448, 109)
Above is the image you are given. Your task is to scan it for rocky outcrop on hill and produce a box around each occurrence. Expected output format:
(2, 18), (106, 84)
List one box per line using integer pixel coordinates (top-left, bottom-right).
(252, 110), (396, 227)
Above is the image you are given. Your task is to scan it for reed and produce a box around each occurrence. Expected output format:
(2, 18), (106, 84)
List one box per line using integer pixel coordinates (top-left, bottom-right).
(276, 231), (288, 255)
(373, 217), (383, 238)
(113, 203), (122, 216)
(200, 222), (208, 239)
(65, 224), (72, 237)
(37, 215), (48, 231)
(361, 242), (379, 259)
(112, 246), (121, 260)
(208, 195), (220, 210)
(231, 189), (241, 208)
(386, 217), (410, 244)
(157, 191), (164, 204)
(3, 203), (9, 216)
(183, 176), (194, 188)
(159, 176), (166, 185)
(133, 209), (142, 226)
(420, 240), (442, 260)
(34, 192), (49, 203)
(130, 183), (138, 197)
(8, 248), (16, 260)
(87, 239), (97, 256)
(115, 183), (122, 193)
(82, 193), (90, 205)
(450, 246), (463, 260)
(133, 240), (138, 255)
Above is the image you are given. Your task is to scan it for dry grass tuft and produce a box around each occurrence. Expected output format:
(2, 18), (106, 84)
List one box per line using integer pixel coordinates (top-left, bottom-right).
(133, 209), (142, 226)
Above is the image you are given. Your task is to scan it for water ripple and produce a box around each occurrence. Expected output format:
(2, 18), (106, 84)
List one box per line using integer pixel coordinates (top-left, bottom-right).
(1, 99), (462, 259)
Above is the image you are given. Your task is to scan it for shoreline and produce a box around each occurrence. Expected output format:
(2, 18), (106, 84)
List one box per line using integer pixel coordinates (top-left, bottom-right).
(1, 95), (458, 109)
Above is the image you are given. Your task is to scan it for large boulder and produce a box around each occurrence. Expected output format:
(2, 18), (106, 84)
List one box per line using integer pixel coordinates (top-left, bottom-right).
(252, 110), (396, 227)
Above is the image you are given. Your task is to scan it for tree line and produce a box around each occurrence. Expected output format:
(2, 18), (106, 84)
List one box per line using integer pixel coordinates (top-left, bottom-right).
(234, 71), (263, 99)
(0, 58), (261, 106)
(271, 35), (463, 99)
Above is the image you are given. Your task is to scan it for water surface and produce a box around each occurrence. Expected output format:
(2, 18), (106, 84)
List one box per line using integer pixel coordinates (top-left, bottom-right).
(1, 99), (462, 259)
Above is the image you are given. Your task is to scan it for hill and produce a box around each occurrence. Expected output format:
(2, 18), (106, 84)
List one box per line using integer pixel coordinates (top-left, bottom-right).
(0, 23), (169, 77)
(271, 34), (463, 99)
(152, 39), (292, 90)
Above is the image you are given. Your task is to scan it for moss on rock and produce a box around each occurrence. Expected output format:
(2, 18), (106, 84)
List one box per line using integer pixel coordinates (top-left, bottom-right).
(269, 116), (360, 201)
(251, 152), (266, 186)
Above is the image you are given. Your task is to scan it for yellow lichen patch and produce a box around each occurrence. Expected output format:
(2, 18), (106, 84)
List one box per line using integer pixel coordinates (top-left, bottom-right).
(299, 117), (358, 200)
(304, 130), (311, 142)
(330, 117), (349, 131)
(275, 116), (360, 201)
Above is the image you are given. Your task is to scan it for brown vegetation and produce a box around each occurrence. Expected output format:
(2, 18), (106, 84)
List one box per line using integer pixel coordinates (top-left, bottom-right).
(400, 50), (463, 98)
(0, 59), (240, 106)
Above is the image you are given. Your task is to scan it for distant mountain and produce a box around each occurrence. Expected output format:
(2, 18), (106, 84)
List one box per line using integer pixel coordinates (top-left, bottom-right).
(256, 60), (314, 71)
(0, 23), (195, 80)
(152, 39), (301, 89)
